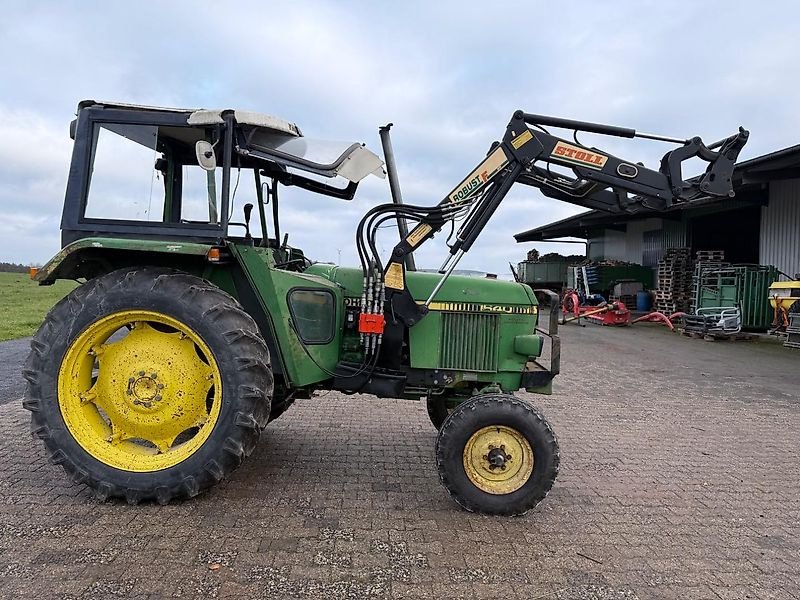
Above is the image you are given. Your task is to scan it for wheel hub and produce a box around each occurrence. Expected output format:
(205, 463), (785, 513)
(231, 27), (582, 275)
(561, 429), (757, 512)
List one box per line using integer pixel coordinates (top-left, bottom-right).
(463, 425), (534, 495)
(486, 446), (511, 469)
(128, 372), (164, 408)
(58, 310), (223, 472)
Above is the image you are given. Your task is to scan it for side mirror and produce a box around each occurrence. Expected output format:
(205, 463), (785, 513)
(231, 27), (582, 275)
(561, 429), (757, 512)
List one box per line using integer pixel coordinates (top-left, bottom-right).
(195, 141), (217, 171)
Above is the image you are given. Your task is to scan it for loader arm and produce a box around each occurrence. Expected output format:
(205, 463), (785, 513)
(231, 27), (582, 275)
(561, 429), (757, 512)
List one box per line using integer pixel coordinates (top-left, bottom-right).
(353, 110), (748, 357)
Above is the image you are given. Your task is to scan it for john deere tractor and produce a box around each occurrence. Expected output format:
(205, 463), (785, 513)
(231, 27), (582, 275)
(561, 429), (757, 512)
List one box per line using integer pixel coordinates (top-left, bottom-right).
(24, 101), (746, 514)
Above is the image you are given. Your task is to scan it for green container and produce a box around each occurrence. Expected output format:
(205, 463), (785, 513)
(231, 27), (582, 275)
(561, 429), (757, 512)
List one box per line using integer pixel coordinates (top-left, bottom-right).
(568, 265), (654, 293)
(694, 265), (778, 330)
(736, 265), (778, 330)
(697, 269), (738, 307)
(518, 261), (569, 287)
(596, 265), (654, 290)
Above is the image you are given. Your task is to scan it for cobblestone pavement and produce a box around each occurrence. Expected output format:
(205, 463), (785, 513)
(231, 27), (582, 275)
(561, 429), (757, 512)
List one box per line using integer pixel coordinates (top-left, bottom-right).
(1, 326), (799, 599)
(0, 337), (29, 405)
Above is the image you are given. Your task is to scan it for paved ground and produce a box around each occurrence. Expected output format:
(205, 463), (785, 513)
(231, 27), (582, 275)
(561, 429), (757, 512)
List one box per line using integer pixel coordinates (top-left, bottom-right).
(1, 326), (799, 599)
(0, 337), (29, 405)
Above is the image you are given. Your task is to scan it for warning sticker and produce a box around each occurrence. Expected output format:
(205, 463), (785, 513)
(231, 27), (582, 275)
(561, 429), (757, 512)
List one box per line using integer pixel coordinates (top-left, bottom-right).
(406, 223), (432, 247)
(511, 129), (533, 149)
(384, 262), (405, 290)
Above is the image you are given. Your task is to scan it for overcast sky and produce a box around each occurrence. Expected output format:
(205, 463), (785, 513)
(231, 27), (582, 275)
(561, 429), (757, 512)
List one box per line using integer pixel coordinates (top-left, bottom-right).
(1, 1), (798, 274)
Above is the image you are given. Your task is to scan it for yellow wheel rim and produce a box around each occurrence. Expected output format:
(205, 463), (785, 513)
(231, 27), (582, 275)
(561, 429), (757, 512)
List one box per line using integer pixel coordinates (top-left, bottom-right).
(58, 310), (222, 472)
(463, 425), (534, 495)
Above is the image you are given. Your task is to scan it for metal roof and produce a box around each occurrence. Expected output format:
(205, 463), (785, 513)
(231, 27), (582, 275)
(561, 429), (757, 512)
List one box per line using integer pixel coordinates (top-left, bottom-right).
(78, 100), (301, 136)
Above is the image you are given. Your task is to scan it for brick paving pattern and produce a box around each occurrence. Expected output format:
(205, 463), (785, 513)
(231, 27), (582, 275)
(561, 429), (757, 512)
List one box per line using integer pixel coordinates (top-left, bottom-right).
(1, 325), (799, 599)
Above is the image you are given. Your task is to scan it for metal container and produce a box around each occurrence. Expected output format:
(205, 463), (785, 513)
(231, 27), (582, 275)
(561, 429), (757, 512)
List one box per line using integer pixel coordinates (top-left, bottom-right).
(518, 261), (569, 289)
(595, 265), (654, 290)
(737, 266), (779, 330)
(694, 264), (779, 330)
(697, 268), (738, 308)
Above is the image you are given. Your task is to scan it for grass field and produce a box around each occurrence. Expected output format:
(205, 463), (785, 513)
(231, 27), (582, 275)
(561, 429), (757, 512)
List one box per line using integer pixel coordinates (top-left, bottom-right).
(0, 272), (78, 342)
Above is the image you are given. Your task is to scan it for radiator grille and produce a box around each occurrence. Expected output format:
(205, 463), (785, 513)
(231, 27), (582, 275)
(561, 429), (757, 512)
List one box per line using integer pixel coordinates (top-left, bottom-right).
(440, 313), (499, 372)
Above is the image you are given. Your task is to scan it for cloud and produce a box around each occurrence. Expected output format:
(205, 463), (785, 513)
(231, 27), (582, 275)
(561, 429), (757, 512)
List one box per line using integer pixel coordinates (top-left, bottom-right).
(1, 0), (798, 271)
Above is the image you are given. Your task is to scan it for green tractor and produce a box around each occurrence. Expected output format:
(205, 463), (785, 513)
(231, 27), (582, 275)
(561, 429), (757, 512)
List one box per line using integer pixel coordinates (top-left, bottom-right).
(24, 101), (746, 515)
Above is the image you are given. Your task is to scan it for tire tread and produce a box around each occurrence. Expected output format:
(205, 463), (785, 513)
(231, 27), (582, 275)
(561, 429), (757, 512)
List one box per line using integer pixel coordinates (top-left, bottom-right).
(435, 394), (560, 516)
(22, 267), (273, 504)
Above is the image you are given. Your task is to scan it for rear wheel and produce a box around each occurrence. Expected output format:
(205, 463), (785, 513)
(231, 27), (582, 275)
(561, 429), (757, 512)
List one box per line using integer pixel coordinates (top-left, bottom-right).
(23, 267), (273, 504)
(435, 394), (559, 515)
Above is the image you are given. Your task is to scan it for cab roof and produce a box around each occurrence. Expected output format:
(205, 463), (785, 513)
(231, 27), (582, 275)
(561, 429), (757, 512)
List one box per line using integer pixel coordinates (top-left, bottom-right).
(77, 99), (301, 137)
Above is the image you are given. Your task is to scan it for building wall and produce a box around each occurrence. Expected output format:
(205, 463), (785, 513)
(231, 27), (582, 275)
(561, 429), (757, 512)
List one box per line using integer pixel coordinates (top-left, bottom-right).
(663, 218), (689, 251)
(582, 180), (797, 273)
(626, 218), (663, 263)
(587, 237), (604, 260)
(604, 230), (629, 261)
(590, 218), (665, 264)
(761, 179), (800, 277)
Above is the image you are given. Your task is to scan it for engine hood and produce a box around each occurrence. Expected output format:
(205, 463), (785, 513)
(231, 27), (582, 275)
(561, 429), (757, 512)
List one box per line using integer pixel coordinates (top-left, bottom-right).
(305, 265), (537, 308)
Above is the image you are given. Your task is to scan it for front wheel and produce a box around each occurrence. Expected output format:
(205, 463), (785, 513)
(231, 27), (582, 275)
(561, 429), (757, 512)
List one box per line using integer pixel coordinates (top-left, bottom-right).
(23, 267), (273, 504)
(435, 394), (559, 516)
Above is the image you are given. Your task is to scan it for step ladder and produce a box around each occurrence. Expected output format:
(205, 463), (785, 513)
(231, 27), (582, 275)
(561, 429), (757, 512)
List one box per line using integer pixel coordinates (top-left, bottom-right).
(785, 313), (800, 349)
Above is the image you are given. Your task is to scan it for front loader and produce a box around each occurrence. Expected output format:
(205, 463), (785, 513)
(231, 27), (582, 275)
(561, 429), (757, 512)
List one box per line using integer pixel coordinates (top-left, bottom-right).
(24, 101), (747, 515)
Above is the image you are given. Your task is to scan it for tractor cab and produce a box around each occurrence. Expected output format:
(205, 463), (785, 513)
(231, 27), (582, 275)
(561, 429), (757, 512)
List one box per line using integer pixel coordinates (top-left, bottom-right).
(60, 100), (384, 261)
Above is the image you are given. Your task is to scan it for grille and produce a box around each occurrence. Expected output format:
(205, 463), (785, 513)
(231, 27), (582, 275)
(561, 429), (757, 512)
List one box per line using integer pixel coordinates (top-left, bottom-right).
(440, 313), (499, 372)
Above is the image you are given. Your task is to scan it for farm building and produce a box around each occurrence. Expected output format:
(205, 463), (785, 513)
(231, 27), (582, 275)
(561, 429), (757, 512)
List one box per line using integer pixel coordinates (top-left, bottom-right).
(515, 145), (800, 279)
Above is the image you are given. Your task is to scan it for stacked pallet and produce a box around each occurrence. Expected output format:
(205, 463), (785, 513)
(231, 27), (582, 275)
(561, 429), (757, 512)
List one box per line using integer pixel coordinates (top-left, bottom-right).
(695, 250), (726, 262)
(656, 248), (694, 314)
(691, 250), (728, 313)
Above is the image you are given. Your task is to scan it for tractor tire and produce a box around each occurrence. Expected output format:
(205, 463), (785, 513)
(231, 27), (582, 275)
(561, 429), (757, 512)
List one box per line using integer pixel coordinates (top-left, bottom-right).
(22, 267), (273, 504)
(435, 394), (559, 516)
